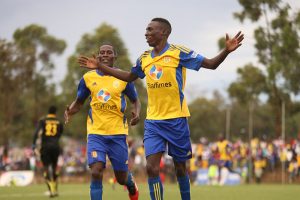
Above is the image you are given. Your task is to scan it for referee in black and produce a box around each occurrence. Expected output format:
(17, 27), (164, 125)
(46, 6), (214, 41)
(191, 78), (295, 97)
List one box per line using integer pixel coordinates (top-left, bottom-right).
(32, 105), (63, 198)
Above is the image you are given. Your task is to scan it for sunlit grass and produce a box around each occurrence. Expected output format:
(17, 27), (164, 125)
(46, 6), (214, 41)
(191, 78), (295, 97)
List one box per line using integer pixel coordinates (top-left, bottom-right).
(0, 183), (299, 200)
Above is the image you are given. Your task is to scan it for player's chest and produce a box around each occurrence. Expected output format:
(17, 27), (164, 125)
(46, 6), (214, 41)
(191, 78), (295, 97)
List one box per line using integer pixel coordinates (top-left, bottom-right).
(88, 77), (126, 97)
(143, 56), (180, 82)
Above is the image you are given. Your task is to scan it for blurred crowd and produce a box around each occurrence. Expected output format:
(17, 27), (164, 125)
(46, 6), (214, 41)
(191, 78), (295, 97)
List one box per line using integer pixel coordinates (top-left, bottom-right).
(188, 135), (300, 184)
(1, 135), (300, 184)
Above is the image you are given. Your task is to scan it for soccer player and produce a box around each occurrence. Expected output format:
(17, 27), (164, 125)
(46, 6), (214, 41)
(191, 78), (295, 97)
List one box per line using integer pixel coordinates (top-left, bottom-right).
(64, 44), (140, 200)
(32, 105), (63, 198)
(78, 18), (244, 200)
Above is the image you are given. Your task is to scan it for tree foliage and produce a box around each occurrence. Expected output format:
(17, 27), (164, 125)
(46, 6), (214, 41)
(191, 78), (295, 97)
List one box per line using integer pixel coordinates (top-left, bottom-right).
(228, 63), (266, 104)
(0, 24), (66, 146)
(232, 0), (300, 136)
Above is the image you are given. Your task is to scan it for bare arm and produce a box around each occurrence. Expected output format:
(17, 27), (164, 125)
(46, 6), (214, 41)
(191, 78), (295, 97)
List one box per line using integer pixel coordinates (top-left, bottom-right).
(78, 56), (138, 82)
(64, 98), (84, 124)
(32, 120), (42, 147)
(202, 31), (244, 70)
(130, 98), (141, 126)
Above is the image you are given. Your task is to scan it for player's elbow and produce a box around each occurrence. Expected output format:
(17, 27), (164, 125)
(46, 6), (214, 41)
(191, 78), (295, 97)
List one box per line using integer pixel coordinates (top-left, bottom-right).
(202, 59), (218, 70)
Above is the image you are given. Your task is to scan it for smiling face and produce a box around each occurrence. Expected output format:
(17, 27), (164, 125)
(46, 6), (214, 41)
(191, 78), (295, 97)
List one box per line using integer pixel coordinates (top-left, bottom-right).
(98, 45), (116, 67)
(145, 21), (166, 47)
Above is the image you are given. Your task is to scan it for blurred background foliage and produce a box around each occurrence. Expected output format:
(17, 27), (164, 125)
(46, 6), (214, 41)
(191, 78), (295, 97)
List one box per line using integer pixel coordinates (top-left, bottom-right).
(0, 0), (300, 147)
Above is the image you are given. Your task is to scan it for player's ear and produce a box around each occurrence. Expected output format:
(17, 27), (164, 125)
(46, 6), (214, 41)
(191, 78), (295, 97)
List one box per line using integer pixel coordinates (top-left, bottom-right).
(162, 29), (170, 37)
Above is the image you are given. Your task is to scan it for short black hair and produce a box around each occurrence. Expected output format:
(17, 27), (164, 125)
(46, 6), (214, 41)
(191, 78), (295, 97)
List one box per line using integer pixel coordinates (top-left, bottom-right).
(48, 105), (57, 114)
(151, 17), (172, 35)
(99, 41), (117, 56)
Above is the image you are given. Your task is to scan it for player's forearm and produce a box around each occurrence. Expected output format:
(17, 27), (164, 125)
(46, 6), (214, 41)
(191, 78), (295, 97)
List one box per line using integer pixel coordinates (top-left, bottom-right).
(98, 63), (138, 82)
(32, 123), (42, 146)
(133, 99), (141, 116)
(67, 99), (83, 116)
(32, 130), (39, 146)
(202, 48), (230, 70)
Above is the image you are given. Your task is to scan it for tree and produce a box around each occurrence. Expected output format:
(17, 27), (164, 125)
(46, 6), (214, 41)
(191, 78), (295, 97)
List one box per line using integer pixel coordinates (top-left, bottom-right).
(228, 64), (267, 140)
(61, 23), (147, 139)
(228, 64), (266, 104)
(189, 91), (226, 141)
(234, 0), (300, 136)
(0, 24), (66, 145)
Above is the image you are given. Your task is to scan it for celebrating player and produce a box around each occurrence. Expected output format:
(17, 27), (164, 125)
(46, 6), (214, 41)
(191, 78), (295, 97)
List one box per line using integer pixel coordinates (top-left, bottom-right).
(78, 18), (244, 200)
(65, 44), (140, 200)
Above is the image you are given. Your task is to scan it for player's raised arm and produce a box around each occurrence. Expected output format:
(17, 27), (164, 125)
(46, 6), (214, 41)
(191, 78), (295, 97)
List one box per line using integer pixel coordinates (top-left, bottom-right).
(78, 55), (138, 82)
(202, 31), (244, 70)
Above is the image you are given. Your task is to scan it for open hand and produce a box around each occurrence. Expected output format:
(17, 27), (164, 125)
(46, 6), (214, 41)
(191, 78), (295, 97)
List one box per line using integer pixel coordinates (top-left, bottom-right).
(78, 55), (99, 69)
(225, 31), (244, 52)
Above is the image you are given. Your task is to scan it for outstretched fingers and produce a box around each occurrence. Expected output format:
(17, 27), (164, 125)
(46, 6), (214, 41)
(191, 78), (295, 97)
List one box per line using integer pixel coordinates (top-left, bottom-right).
(234, 31), (242, 38)
(77, 55), (98, 69)
(226, 33), (229, 41)
(235, 31), (244, 43)
(78, 56), (89, 65)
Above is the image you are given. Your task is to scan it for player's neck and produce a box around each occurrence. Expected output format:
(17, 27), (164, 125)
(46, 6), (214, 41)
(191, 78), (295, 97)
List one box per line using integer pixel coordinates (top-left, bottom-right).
(153, 40), (168, 56)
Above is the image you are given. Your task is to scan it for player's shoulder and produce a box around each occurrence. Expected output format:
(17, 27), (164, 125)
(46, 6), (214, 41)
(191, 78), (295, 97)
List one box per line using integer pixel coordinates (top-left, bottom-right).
(38, 116), (46, 123)
(83, 69), (97, 78)
(138, 49), (152, 60)
(169, 44), (191, 53)
(84, 69), (97, 75)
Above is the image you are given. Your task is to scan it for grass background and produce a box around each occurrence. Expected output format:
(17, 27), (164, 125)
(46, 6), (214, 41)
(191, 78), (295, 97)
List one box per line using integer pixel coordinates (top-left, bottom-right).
(0, 183), (299, 200)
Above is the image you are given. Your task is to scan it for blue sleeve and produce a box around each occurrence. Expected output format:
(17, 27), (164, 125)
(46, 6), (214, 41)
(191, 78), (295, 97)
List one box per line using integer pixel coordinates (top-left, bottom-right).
(179, 50), (204, 71)
(124, 82), (138, 102)
(77, 78), (90, 101)
(131, 58), (145, 79)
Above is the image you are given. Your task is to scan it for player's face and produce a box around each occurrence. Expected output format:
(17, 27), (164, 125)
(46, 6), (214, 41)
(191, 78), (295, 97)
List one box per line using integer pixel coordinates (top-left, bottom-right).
(145, 21), (165, 47)
(98, 45), (116, 67)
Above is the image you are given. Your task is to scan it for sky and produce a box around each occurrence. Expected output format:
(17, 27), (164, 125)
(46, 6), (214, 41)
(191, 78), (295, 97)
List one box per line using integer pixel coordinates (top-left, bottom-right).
(1, 0), (299, 101)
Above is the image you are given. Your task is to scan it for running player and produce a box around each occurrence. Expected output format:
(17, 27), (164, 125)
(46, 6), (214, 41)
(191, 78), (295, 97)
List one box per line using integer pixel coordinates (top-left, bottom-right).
(78, 18), (244, 200)
(32, 105), (63, 198)
(65, 44), (140, 200)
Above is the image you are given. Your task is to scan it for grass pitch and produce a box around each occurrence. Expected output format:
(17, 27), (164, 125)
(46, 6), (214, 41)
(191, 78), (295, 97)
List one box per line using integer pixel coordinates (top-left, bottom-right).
(0, 183), (299, 200)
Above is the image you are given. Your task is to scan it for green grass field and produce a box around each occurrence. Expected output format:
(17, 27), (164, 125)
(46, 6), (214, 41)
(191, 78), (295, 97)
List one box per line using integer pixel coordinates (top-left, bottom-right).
(0, 183), (299, 200)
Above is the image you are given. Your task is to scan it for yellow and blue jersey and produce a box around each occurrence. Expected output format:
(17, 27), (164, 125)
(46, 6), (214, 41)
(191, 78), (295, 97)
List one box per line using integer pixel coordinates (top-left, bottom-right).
(131, 43), (204, 120)
(217, 140), (230, 161)
(77, 69), (137, 135)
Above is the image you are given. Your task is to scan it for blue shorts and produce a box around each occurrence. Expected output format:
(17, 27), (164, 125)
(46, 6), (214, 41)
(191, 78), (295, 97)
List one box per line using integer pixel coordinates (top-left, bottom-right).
(87, 134), (128, 171)
(144, 117), (192, 162)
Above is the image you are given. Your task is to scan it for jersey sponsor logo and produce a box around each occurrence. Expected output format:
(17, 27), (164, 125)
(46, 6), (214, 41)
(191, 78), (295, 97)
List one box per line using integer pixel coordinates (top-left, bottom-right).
(147, 82), (172, 89)
(94, 103), (117, 111)
(97, 89), (111, 103)
(113, 80), (120, 88)
(91, 151), (97, 158)
(149, 65), (163, 80)
(92, 82), (97, 86)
